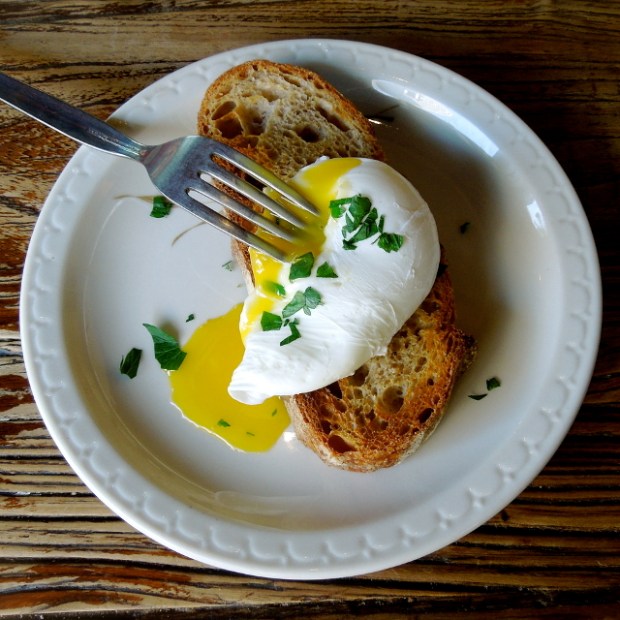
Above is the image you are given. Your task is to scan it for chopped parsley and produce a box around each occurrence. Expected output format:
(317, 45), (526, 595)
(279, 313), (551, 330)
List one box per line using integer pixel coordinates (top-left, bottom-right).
(329, 194), (404, 252)
(280, 319), (301, 346)
(468, 393), (488, 401)
(258, 247), (333, 346)
(329, 199), (348, 219)
(186, 313), (195, 323)
(119, 347), (142, 379)
(143, 323), (187, 371)
(217, 419), (231, 428)
(259, 287), (321, 346)
(487, 376), (501, 391)
(221, 260), (234, 271)
(282, 287), (322, 318)
(261, 311), (283, 331)
(469, 376), (501, 400)
(150, 195), (173, 218)
(289, 252), (315, 280)
(265, 281), (286, 297)
(316, 262), (338, 278)
(377, 231), (405, 253)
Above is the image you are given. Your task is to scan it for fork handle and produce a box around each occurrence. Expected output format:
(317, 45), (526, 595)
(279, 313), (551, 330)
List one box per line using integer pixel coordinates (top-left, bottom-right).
(0, 72), (144, 160)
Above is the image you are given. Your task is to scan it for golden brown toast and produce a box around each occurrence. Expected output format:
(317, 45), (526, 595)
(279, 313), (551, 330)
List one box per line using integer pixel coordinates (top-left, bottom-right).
(198, 59), (476, 471)
(198, 59), (385, 178)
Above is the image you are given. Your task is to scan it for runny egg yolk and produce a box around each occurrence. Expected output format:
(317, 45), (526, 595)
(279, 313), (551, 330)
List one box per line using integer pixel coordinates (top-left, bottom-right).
(240, 157), (362, 340)
(168, 158), (362, 452)
(169, 303), (289, 452)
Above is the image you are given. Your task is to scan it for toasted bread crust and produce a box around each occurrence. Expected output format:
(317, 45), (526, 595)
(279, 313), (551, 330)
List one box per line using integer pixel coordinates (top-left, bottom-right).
(198, 60), (476, 471)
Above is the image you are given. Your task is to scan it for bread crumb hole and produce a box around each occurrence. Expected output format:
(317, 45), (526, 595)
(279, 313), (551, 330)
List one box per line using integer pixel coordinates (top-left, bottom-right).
(318, 104), (349, 132)
(415, 356), (427, 372)
(421, 299), (440, 314)
(327, 434), (355, 453)
(282, 73), (303, 87)
(212, 100), (236, 120)
(238, 108), (266, 136)
(419, 408), (434, 424)
(376, 418), (388, 430)
(259, 88), (279, 102)
(262, 145), (278, 160)
(381, 386), (404, 414)
(215, 115), (243, 139)
(326, 382), (342, 399)
(296, 125), (322, 143)
(348, 365), (368, 387)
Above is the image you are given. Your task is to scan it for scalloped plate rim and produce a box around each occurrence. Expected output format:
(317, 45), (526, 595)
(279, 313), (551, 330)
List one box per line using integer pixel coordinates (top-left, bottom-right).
(20, 38), (601, 579)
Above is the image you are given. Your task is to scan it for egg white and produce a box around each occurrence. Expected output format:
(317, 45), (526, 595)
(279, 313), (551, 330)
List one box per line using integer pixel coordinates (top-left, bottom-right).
(228, 158), (440, 405)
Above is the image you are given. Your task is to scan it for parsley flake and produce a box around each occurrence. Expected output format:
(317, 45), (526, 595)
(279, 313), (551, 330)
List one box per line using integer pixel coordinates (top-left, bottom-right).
(150, 195), (172, 218)
(316, 262), (338, 278)
(119, 347), (142, 379)
(469, 377), (501, 400)
(329, 194), (404, 253)
(377, 231), (405, 253)
(282, 287), (322, 318)
(261, 311), (283, 331)
(217, 419), (231, 428)
(280, 319), (301, 346)
(486, 376), (501, 391)
(186, 313), (195, 323)
(329, 197), (349, 218)
(265, 281), (286, 297)
(468, 393), (488, 401)
(143, 323), (186, 371)
(282, 291), (306, 318)
(221, 260), (234, 271)
(289, 252), (314, 280)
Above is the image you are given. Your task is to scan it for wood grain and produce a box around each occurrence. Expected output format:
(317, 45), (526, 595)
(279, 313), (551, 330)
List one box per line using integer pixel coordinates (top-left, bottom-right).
(1, 0), (619, 616)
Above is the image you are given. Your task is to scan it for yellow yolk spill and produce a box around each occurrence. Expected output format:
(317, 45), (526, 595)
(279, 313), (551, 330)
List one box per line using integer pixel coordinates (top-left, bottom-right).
(241, 157), (362, 340)
(169, 304), (289, 452)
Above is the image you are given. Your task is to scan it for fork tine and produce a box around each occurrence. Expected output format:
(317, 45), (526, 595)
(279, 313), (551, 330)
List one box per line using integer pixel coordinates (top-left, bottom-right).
(206, 166), (308, 229)
(171, 191), (289, 262)
(210, 143), (319, 217)
(186, 178), (297, 242)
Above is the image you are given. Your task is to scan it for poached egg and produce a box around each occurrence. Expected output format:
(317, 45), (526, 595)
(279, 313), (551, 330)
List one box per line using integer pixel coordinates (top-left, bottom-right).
(229, 157), (440, 405)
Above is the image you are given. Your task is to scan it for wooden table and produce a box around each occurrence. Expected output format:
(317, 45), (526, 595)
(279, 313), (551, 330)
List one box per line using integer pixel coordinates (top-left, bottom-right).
(1, 1), (618, 616)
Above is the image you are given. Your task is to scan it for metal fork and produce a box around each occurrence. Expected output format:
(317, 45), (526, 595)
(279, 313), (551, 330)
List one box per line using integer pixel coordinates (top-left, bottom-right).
(0, 72), (318, 262)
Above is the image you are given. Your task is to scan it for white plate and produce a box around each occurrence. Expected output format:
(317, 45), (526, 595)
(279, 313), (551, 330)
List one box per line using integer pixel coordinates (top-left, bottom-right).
(20, 39), (601, 579)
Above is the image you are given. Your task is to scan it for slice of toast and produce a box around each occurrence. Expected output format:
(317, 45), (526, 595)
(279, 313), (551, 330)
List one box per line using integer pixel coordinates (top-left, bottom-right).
(198, 59), (385, 179)
(198, 60), (476, 471)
